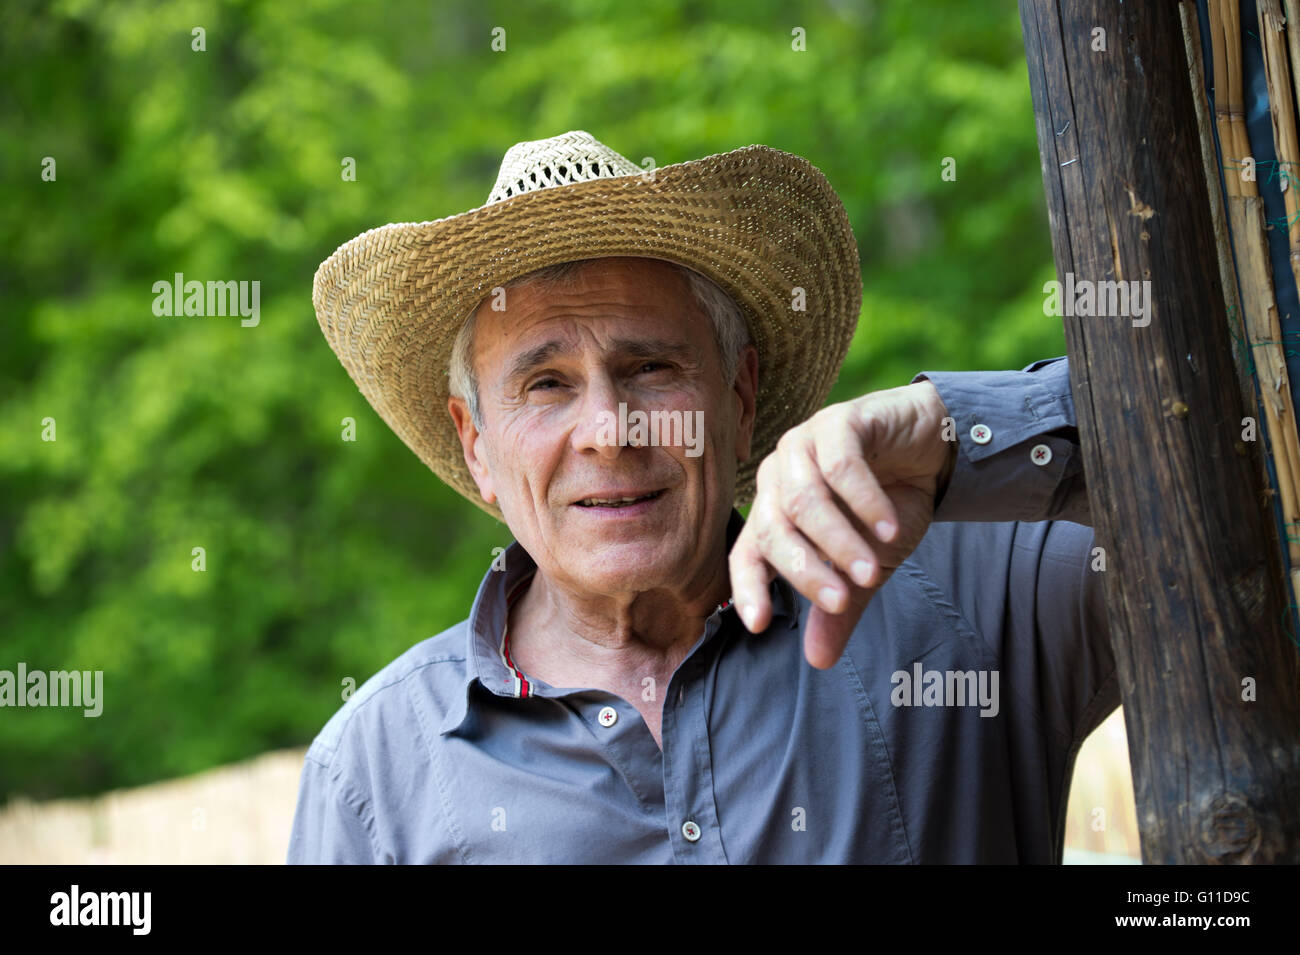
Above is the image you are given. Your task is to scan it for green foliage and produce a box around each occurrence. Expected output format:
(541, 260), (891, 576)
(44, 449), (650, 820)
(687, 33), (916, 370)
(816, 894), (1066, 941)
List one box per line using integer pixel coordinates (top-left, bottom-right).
(0, 0), (1058, 800)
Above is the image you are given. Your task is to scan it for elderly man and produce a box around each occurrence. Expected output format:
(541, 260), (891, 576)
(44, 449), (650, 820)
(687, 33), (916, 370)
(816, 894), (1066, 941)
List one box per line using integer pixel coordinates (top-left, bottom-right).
(290, 131), (1115, 864)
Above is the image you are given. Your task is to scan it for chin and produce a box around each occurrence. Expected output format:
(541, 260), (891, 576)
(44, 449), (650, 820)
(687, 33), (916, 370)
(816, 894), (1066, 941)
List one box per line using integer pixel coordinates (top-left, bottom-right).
(564, 536), (684, 593)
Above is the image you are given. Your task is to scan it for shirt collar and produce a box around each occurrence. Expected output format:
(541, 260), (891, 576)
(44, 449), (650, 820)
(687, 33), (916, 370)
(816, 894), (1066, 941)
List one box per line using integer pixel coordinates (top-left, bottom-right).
(439, 508), (799, 735)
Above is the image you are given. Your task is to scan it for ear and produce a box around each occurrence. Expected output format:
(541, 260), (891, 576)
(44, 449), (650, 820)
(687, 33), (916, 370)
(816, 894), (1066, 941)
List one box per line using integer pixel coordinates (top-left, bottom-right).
(732, 344), (760, 463)
(448, 396), (497, 505)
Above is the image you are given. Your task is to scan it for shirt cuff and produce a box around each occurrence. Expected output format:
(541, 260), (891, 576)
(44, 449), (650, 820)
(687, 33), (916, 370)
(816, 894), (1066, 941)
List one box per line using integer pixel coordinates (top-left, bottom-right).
(911, 357), (1090, 524)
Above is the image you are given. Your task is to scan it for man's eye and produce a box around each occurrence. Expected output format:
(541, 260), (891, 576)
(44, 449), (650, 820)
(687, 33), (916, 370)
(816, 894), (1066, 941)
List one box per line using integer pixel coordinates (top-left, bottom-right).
(638, 362), (671, 374)
(529, 378), (561, 392)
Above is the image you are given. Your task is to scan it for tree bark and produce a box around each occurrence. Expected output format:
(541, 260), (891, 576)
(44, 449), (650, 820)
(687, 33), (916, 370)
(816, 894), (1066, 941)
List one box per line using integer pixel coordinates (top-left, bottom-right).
(1018, 0), (1300, 862)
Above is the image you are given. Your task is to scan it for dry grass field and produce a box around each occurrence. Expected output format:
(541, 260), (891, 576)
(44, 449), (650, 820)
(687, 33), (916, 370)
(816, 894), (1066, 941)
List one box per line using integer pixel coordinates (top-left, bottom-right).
(0, 708), (1140, 864)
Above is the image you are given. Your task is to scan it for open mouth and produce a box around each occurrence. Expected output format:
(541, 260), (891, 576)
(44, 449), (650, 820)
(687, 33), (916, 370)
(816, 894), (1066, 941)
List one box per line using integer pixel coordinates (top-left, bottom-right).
(574, 489), (665, 509)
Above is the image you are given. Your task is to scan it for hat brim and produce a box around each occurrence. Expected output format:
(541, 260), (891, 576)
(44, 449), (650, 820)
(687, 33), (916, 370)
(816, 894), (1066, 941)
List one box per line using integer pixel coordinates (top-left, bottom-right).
(312, 144), (862, 522)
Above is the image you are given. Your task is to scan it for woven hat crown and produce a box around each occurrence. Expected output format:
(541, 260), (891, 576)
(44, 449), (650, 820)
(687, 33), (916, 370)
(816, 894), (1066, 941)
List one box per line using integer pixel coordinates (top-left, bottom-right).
(487, 130), (643, 204)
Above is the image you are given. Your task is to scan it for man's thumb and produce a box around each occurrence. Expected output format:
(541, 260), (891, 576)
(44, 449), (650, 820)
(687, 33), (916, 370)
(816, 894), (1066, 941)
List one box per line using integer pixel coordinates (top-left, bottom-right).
(802, 587), (874, 669)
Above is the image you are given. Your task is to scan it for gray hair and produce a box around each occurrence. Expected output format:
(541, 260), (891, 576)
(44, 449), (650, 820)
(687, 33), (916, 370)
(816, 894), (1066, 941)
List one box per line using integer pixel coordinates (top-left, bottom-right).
(448, 258), (753, 428)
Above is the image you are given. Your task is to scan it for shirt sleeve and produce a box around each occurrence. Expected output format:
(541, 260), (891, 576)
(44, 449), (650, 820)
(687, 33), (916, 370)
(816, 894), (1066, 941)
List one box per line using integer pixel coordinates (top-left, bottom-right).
(286, 751), (379, 864)
(913, 356), (1089, 526)
(907, 356), (1120, 852)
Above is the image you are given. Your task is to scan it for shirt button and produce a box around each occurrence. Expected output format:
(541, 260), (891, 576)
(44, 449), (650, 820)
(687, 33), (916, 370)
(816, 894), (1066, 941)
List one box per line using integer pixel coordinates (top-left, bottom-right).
(1030, 443), (1053, 466)
(970, 423), (993, 444)
(597, 705), (618, 727)
(681, 820), (701, 842)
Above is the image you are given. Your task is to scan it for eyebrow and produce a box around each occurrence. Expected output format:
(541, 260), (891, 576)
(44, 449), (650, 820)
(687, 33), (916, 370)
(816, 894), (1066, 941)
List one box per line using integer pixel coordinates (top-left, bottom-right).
(501, 337), (702, 387)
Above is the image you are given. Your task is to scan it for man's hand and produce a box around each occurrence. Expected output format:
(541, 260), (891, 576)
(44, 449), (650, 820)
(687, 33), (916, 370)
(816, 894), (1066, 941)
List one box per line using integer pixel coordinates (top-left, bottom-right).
(729, 380), (954, 669)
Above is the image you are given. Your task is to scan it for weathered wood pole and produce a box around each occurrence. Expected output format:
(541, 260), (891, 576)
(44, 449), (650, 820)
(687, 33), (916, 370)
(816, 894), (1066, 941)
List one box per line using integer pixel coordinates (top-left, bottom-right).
(1018, 0), (1300, 862)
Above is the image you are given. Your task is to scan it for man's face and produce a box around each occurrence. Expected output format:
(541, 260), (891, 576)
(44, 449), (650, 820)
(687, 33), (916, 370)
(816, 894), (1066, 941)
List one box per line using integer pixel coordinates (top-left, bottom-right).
(449, 257), (758, 600)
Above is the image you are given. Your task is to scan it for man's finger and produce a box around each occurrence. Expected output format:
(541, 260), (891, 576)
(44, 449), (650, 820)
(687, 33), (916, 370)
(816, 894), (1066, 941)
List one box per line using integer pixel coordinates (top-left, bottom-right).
(728, 527), (776, 633)
(747, 500), (853, 615)
(803, 584), (875, 669)
(778, 438), (882, 589)
(813, 422), (900, 548)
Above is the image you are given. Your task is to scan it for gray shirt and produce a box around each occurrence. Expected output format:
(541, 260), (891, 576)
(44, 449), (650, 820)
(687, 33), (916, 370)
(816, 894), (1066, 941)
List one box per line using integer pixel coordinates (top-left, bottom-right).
(287, 355), (1116, 863)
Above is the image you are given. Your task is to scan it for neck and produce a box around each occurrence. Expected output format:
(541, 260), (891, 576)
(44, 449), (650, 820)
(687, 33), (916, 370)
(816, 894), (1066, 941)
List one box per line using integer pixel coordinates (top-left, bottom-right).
(508, 545), (732, 689)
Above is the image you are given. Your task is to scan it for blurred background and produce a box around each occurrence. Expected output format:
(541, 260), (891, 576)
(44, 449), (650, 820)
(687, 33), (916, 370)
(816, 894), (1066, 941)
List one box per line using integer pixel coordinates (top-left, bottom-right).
(0, 0), (1138, 862)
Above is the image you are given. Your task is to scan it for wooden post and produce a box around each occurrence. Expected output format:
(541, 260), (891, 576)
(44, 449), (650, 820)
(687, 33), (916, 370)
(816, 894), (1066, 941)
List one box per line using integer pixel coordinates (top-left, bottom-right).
(1018, 0), (1300, 862)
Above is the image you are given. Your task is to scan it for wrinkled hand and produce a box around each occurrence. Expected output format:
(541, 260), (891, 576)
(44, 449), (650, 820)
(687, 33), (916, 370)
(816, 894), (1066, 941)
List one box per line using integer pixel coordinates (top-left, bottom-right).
(729, 380), (954, 669)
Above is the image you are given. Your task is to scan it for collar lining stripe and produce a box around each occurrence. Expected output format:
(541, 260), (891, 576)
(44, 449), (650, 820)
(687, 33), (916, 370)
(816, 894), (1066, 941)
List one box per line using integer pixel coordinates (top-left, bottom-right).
(499, 570), (536, 698)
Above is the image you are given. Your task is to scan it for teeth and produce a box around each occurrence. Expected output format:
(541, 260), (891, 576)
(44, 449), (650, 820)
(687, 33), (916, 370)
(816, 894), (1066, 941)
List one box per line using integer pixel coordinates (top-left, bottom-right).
(579, 493), (656, 506)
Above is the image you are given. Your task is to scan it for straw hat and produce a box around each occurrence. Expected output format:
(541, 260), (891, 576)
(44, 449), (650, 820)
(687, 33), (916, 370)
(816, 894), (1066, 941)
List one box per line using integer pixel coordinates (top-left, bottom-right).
(312, 130), (862, 522)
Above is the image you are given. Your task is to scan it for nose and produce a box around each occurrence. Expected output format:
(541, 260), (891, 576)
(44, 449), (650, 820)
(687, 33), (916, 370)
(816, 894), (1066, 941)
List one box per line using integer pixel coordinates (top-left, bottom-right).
(570, 369), (625, 459)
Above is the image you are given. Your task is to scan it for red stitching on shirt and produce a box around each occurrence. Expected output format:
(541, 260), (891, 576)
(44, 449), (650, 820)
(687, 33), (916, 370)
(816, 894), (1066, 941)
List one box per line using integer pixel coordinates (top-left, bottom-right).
(500, 572), (535, 698)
